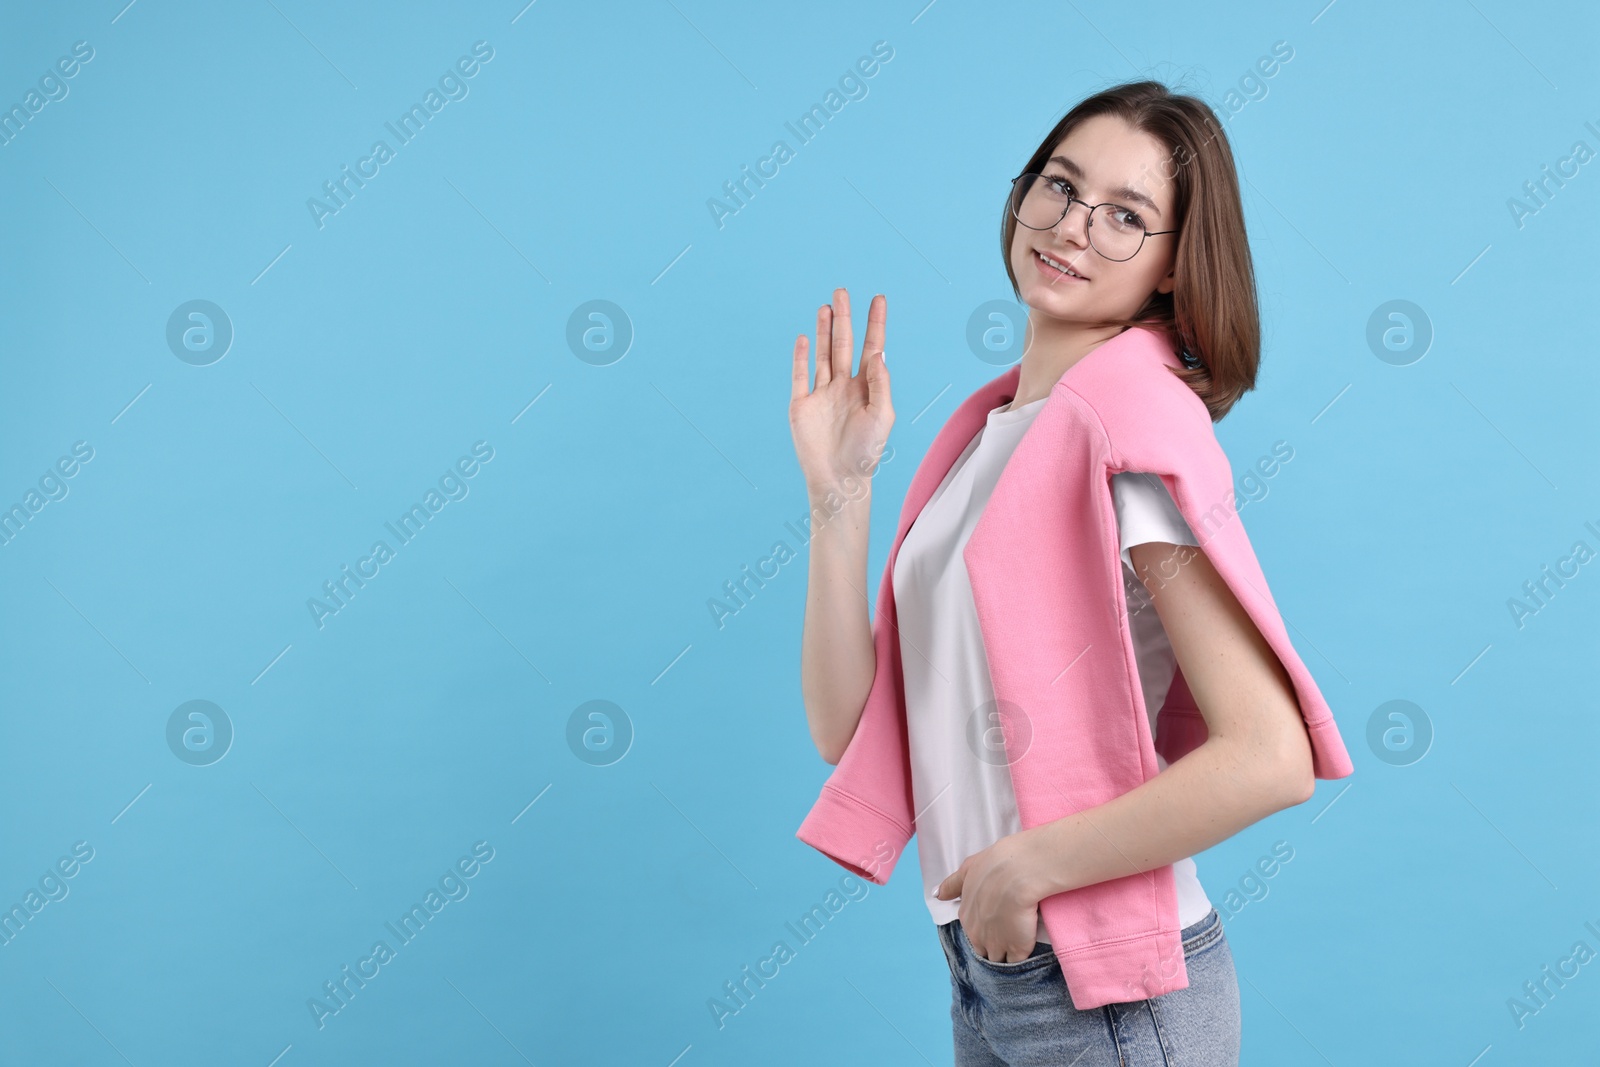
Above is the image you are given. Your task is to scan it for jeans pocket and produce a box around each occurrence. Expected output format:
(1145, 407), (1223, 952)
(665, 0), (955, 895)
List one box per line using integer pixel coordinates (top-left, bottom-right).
(1179, 907), (1224, 959)
(937, 921), (961, 974)
(958, 922), (1057, 974)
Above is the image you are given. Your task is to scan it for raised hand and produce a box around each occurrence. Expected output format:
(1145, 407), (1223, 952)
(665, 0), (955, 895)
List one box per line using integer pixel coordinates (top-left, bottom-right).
(789, 288), (893, 498)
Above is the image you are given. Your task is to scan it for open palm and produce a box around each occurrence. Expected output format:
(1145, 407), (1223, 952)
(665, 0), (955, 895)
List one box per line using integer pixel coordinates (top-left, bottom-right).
(789, 288), (894, 496)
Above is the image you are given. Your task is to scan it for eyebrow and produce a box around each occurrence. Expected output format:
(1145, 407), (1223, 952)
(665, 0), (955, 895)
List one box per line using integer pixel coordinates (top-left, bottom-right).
(1044, 156), (1162, 218)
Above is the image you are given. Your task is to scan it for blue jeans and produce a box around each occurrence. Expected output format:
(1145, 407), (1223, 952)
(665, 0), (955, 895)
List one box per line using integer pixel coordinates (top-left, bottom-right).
(936, 907), (1241, 1066)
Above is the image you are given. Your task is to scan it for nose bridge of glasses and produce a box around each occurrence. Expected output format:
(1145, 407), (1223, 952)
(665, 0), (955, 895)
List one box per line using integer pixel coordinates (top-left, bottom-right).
(1037, 184), (1091, 232)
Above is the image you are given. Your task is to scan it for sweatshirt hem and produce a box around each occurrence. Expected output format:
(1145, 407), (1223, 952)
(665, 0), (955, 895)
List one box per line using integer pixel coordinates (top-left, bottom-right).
(1053, 932), (1191, 1010)
(794, 783), (913, 886)
(1303, 713), (1355, 779)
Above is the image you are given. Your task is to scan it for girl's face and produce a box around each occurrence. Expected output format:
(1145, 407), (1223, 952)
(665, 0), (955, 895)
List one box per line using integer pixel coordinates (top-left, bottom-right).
(1009, 113), (1179, 324)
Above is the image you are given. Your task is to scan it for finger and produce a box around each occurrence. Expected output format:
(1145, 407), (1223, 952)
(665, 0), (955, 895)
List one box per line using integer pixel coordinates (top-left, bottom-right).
(859, 294), (886, 373)
(967, 930), (992, 962)
(863, 294), (890, 409)
(814, 303), (833, 387)
(791, 333), (811, 403)
(830, 288), (853, 382)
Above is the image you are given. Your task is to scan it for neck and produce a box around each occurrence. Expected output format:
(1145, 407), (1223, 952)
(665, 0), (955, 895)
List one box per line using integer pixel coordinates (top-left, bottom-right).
(1004, 315), (1127, 410)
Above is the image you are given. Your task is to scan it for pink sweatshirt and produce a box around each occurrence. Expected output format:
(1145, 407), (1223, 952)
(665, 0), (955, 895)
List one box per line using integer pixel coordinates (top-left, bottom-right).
(795, 324), (1355, 1009)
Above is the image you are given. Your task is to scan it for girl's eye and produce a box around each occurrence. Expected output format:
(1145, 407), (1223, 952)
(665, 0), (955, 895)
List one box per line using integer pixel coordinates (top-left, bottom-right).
(1043, 175), (1145, 228)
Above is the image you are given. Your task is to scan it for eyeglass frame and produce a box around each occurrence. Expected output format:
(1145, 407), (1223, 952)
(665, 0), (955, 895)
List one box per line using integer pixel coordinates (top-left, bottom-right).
(1008, 171), (1178, 262)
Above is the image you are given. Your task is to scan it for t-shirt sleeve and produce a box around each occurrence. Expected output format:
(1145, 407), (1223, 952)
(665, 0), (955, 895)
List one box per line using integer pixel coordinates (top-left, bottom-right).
(1111, 471), (1199, 571)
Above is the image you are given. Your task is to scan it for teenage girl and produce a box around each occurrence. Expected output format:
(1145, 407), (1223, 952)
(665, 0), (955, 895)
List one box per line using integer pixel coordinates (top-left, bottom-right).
(788, 81), (1314, 1065)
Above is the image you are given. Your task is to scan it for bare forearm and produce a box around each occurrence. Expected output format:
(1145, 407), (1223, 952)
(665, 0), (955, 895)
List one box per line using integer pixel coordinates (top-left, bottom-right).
(799, 488), (876, 763)
(1018, 732), (1310, 900)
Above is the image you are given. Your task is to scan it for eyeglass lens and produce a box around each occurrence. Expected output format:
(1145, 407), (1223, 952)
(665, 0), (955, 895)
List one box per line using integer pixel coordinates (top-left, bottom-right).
(1011, 173), (1149, 262)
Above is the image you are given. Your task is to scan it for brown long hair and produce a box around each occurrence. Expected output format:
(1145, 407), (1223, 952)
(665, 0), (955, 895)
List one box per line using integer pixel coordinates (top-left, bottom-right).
(1001, 80), (1259, 422)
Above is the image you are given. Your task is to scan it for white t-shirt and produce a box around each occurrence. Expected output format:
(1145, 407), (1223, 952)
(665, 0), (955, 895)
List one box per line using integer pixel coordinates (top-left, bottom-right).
(893, 394), (1213, 944)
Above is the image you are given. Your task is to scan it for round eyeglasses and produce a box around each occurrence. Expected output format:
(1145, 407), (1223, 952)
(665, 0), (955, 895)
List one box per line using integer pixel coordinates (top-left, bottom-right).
(1008, 172), (1177, 263)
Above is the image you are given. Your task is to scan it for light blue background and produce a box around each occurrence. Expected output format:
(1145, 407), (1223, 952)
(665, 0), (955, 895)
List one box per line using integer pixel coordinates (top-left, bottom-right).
(2, 1), (1597, 1063)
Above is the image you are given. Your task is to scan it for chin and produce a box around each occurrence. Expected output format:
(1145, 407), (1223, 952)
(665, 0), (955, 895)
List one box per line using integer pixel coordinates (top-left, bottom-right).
(1027, 301), (1084, 324)
(1018, 279), (1083, 317)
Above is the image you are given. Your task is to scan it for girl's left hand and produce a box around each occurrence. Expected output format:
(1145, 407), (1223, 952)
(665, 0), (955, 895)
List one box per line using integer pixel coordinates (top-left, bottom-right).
(934, 831), (1045, 964)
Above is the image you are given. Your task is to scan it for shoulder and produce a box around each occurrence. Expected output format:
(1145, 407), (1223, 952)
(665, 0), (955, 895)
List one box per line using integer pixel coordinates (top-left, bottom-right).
(1060, 326), (1216, 468)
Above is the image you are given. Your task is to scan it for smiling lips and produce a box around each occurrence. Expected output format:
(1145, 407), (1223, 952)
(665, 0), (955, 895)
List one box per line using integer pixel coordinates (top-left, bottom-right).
(1034, 248), (1089, 282)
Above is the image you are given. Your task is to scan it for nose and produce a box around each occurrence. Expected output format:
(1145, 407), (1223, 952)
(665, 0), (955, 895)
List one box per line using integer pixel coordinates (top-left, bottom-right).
(1052, 198), (1092, 246)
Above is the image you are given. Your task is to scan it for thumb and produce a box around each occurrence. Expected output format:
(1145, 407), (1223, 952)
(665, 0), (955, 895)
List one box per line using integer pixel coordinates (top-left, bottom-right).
(935, 867), (963, 900)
